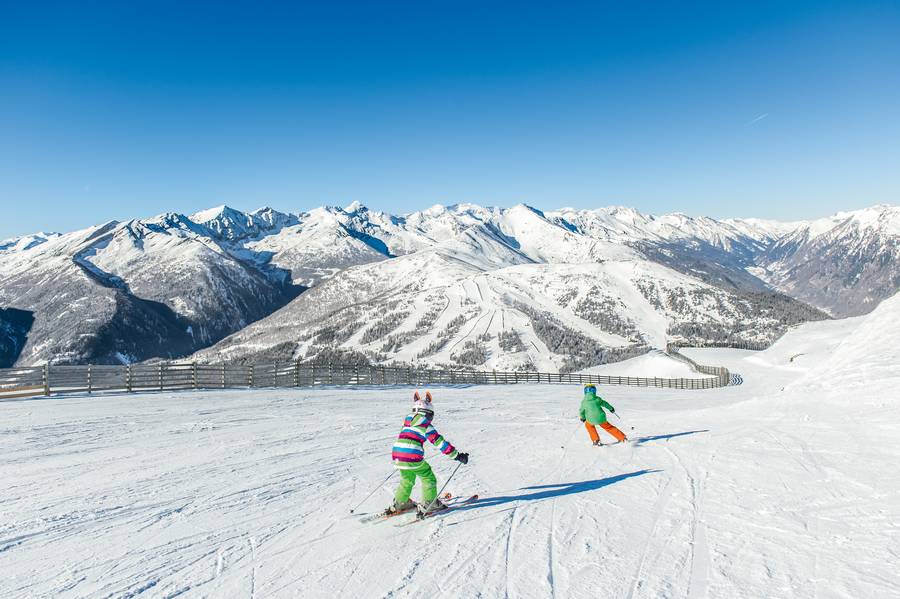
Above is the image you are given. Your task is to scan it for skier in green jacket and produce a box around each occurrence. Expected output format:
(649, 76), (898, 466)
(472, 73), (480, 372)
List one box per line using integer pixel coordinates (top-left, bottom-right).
(580, 384), (627, 445)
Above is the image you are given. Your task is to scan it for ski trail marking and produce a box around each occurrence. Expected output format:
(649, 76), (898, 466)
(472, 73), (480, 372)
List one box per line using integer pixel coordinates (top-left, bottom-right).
(663, 445), (711, 599)
(625, 469), (674, 599)
(474, 276), (486, 302)
(502, 509), (517, 599)
(447, 308), (490, 353)
(548, 498), (558, 599)
(336, 544), (372, 597)
(483, 308), (496, 336)
(247, 535), (258, 599)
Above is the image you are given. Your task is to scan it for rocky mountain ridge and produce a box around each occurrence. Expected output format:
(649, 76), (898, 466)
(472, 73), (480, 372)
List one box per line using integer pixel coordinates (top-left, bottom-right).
(2, 201), (896, 367)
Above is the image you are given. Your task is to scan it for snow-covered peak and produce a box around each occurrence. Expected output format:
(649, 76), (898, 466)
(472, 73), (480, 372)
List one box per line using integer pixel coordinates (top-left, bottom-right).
(343, 200), (367, 214)
(723, 217), (806, 242)
(0, 232), (61, 253)
(187, 204), (298, 241)
(783, 204), (900, 243)
(509, 203), (547, 218)
(188, 205), (253, 239)
(144, 211), (204, 230)
(249, 206), (299, 230)
(299, 206), (348, 227)
(190, 204), (236, 222)
(548, 206), (667, 243)
(549, 206), (803, 258)
(837, 204), (900, 236)
(416, 203), (449, 218)
(605, 205), (655, 226)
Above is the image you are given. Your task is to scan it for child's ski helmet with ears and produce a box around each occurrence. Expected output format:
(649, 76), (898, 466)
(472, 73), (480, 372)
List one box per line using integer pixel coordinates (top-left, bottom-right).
(412, 390), (434, 416)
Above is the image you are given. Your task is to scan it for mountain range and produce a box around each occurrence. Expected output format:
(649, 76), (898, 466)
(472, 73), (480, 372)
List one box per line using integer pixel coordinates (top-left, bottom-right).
(1, 202), (897, 370)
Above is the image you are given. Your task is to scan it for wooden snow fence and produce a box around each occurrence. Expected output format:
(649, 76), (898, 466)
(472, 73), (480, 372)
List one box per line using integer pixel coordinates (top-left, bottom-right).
(0, 358), (730, 400)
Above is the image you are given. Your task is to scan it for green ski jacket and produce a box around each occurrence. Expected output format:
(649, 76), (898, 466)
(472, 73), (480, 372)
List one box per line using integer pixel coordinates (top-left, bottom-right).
(579, 390), (615, 425)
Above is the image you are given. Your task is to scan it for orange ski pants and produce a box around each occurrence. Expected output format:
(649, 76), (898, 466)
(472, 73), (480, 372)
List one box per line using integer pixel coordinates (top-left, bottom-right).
(585, 421), (626, 443)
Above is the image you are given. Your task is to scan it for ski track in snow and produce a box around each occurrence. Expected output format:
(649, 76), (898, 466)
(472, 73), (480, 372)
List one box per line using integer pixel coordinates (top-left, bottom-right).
(3, 310), (900, 598)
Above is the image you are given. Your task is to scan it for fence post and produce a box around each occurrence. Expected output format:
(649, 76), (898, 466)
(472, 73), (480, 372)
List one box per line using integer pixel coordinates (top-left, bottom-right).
(43, 363), (50, 396)
(87, 364), (92, 395)
(250, 364), (255, 387)
(222, 363), (226, 389)
(406, 367), (411, 385)
(294, 361), (300, 387)
(158, 363), (163, 391)
(126, 364), (132, 393)
(192, 362), (198, 390)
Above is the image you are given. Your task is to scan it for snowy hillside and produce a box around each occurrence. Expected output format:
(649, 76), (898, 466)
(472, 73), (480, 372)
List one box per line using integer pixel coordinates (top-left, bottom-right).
(578, 349), (714, 379)
(195, 230), (823, 372)
(3, 294), (897, 597)
(793, 289), (900, 390)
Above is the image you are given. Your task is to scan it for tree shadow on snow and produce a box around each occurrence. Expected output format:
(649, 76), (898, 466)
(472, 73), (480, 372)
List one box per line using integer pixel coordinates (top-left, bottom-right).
(459, 469), (659, 511)
(632, 430), (709, 445)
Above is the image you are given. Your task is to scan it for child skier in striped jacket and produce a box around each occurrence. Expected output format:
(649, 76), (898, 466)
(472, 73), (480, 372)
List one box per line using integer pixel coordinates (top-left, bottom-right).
(388, 390), (469, 515)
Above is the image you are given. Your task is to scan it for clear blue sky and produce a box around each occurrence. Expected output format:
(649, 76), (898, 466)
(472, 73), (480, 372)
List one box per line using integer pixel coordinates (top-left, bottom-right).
(1, 1), (899, 239)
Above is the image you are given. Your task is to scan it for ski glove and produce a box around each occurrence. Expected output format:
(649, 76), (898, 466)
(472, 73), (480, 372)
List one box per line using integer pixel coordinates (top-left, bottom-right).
(455, 452), (469, 465)
(580, 418), (586, 422)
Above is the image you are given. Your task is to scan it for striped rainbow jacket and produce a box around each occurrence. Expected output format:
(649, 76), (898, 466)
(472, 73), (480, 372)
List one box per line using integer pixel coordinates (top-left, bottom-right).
(391, 412), (458, 469)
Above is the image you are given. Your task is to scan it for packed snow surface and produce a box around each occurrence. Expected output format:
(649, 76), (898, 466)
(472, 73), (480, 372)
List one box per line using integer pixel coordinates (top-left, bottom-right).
(2, 298), (899, 598)
(578, 349), (713, 379)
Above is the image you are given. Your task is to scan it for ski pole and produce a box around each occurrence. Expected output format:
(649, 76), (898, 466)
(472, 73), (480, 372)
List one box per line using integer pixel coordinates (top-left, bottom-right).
(349, 470), (397, 514)
(613, 411), (634, 431)
(419, 462), (462, 517)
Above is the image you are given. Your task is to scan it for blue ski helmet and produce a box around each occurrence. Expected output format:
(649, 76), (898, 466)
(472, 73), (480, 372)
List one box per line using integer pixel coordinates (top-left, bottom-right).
(584, 384), (597, 394)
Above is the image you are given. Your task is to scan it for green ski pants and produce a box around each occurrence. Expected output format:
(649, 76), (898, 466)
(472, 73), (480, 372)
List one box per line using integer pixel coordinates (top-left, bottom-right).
(394, 461), (437, 504)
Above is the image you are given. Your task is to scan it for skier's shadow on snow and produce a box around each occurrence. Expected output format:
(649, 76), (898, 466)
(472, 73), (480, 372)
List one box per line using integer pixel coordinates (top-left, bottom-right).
(459, 470), (660, 511)
(632, 429), (709, 445)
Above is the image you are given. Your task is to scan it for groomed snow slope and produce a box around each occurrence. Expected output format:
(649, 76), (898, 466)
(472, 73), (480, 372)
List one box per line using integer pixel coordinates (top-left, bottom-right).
(2, 300), (899, 598)
(578, 349), (714, 379)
